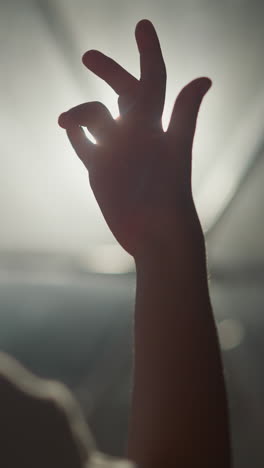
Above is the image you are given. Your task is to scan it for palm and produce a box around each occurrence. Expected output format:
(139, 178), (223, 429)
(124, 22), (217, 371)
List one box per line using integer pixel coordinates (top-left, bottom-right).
(59, 20), (211, 256)
(89, 126), (170, 254)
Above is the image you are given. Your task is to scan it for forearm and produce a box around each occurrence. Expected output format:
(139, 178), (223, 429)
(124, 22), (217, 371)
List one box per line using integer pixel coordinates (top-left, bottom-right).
(127, 221), (231, 468)
(59, 14), (228, 468)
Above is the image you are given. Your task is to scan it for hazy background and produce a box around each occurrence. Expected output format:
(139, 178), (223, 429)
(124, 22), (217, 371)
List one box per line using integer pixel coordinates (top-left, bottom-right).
(1, 0), (263, 264)
(0, 1), (263, 467)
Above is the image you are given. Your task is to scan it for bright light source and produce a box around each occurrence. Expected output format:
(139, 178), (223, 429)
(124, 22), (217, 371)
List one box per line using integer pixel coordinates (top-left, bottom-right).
(82, 126), (96, 144)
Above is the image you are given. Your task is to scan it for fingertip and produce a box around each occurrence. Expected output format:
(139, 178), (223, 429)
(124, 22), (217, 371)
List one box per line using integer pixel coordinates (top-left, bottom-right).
(135, 19), (156, 43)
(198, 77), (212, 93)
(184, 77), (212, 101)
(135, 19), (154, 32)
(58, 112), (67, 129)
(58, 111), (76, 129)
(82, 49), (99, 67)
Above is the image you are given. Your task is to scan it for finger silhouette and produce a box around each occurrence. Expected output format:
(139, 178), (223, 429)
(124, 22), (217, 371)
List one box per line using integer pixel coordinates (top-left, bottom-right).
(59, 114), (94, 167)
(167, 77), (212, 174)
(82, 50), (139, 116)
(60, 102), (116, 142)
(59, 102), (117, 168)
(135, 19), (166, 122)
(82, 50), (138, 96)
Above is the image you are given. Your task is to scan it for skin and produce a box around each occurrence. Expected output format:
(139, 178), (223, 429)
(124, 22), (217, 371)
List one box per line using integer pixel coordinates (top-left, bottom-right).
(59, 19), (231, 468)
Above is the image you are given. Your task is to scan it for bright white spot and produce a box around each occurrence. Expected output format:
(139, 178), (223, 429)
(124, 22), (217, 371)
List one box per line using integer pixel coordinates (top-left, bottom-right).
(162, 100), (174, 131)
(81, 244), (134, 274)
(82, 126), (96, 144)
(81, 99), (119, 145)
(217, 318), (245, 351)
(106, 100), (119, 120)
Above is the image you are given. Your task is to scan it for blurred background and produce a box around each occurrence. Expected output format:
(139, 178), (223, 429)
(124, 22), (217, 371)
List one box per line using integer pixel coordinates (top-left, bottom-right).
(0, 0), (263, 466)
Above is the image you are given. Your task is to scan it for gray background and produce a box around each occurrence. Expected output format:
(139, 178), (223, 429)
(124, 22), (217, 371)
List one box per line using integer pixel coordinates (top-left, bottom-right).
(0, 1), (263, 467)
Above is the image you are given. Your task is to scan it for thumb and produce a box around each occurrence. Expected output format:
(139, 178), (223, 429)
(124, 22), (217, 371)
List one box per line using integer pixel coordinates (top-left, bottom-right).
(167, 77), (212, 155)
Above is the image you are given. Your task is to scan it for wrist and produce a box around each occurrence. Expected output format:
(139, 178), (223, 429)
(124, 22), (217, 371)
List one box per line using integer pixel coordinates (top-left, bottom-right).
(134, 213), (206, 268)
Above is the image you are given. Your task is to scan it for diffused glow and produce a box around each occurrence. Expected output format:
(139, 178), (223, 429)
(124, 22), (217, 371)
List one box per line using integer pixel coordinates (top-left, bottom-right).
(81, 244), (134, 274)
(1, 1), (263, 258)
(217, 318), (245, 351)
(195, 88), (264, 232)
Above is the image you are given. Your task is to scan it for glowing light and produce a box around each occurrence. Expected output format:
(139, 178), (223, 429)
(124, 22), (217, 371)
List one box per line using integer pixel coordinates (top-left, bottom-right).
(81, 244), (134, 274)
(81, 98), (119, 145)
(217, 318), (245, 351)
(82, 126), (96, 144)
(195, 88), (264, 232)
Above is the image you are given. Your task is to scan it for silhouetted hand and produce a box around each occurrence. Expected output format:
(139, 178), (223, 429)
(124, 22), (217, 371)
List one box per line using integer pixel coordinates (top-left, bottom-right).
(57, 20), (232, 468)
(59, 19), (211, 257)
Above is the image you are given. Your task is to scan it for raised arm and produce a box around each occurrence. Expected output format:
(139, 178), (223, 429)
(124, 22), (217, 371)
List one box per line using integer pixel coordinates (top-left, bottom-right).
(59, 19), (231, 468)
(130, 213), (231, 468)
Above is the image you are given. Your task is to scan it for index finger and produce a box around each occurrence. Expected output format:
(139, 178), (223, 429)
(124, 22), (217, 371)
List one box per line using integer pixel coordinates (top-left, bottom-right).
(135, 20), (166, 121)
(82, 50), (138, 96)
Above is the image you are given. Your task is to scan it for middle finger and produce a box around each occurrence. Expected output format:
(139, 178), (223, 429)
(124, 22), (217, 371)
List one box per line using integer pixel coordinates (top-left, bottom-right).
(135, 19), (166, 121)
